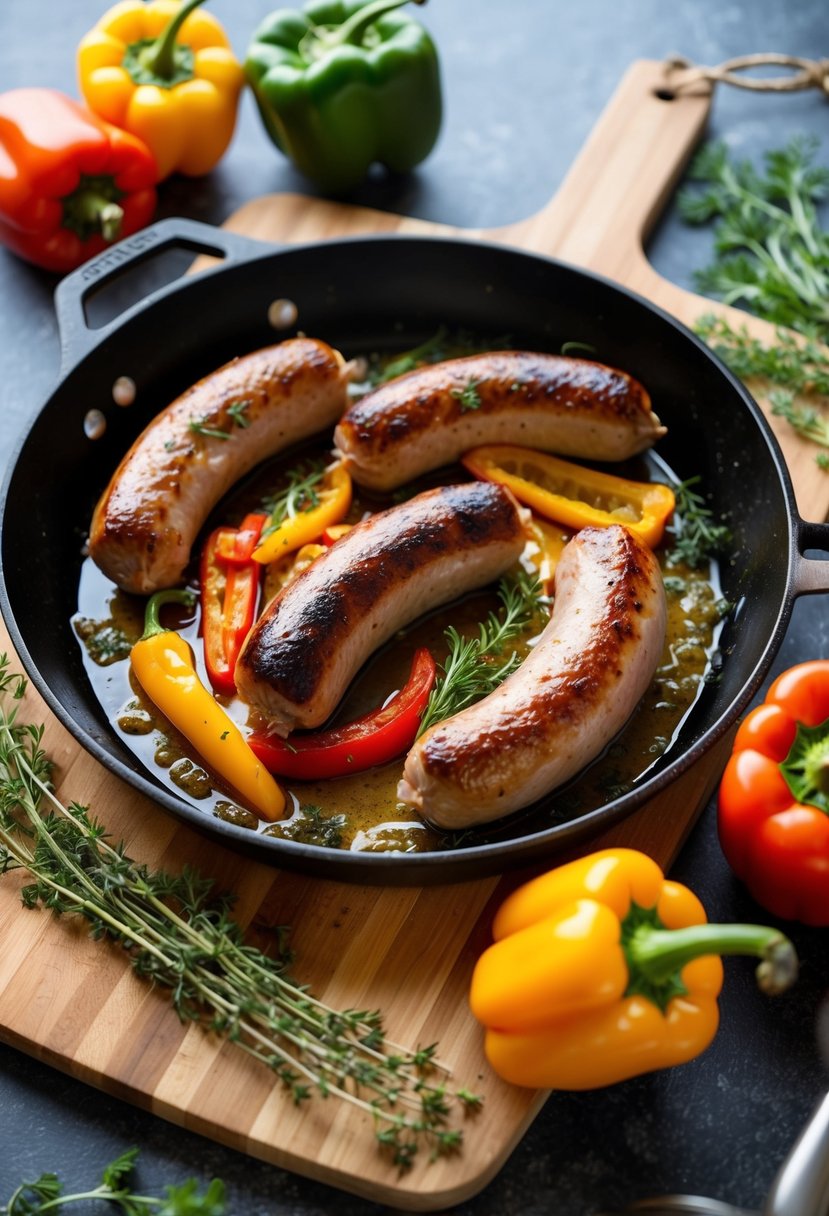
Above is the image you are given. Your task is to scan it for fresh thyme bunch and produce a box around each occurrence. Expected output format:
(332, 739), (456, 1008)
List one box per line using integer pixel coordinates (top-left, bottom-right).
(666, 477), (731, 570)
(0, 660), (480, 1172)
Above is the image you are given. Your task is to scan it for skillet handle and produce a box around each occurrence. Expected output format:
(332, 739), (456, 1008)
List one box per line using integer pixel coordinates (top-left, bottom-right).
(53, 218), (276, 375)
(793, 520), (829, 595)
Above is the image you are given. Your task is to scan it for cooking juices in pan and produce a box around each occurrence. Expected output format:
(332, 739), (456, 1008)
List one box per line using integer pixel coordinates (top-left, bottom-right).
(72, 340), (727, 855)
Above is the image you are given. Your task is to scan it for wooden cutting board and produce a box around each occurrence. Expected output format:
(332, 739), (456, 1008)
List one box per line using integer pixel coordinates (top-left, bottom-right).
(2, 59), (827, 1209)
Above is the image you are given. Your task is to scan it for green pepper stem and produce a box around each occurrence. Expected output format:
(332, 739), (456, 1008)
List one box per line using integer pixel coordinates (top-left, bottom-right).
(141, 589), (197, 641)
(139, 0), (207, 81)
(626, 922), (798, 996)
(326, 0), (425, 48)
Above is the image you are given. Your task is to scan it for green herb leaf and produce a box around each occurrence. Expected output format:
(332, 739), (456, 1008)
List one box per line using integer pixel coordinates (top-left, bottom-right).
(679, 137), (829, 340)
(450, 379), (482, 412)
(260, 461), (326, 539)
(667, 476), (731, 569)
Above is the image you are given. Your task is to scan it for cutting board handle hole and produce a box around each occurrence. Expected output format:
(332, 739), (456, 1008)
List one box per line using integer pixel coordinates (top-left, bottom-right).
(652, 87), (677, 101)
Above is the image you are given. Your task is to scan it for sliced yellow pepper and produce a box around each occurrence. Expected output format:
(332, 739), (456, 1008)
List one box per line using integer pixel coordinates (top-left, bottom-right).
(131, 589), (285, 821)
(462, 444), (675, 548)
(78, 0), (244, 181)
(253, 464), (352, 565)
(263, 542), (326, 603)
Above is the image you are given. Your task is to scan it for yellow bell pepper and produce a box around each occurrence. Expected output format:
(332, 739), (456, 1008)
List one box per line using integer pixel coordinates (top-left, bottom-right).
(131, 589), (285, 821)
(469, 848), (797, 1090)
(78, 0), (244, 181)
(462, 444), (676, 548)
(253, 463), (352, 565)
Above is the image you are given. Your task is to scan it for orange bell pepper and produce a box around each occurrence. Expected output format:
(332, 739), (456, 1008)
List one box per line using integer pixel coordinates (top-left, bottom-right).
(469, 848), (797, 1090)
(78, 0), (244, 181)
(719, 660), (829, 926)
(0, 88), (156, 272)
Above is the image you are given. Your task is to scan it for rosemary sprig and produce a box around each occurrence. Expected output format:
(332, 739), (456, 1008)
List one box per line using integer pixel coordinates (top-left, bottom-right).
(260, 461), (325, 539)
(2, 1147), (225, 1215)
(678, 137), (829, 340)
(417, 569), (546, 737)
(0, 660), (480, 1171)
(375, 326), (450, 384)
(666, 476), (731, 569)
(450, 380), (482, 412)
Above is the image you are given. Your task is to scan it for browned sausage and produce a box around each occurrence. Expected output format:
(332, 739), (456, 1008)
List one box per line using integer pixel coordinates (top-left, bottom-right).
(235, 482), (526, 735)
(334, 351), (665, 491)
(89, 337), (350, 594)
(398, 525), (667, 828)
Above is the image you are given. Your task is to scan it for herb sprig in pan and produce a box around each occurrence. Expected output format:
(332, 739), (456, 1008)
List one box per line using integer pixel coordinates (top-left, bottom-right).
(418, 569), (547, 737)
(0, 660), (480, 1172)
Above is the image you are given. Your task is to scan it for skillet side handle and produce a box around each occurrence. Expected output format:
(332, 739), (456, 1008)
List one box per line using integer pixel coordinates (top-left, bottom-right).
(793, 520), (829, 595)
(54, 218), (278, 375)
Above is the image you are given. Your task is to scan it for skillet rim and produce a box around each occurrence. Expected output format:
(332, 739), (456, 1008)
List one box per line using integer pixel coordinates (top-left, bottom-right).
(0, 229), (801, 884)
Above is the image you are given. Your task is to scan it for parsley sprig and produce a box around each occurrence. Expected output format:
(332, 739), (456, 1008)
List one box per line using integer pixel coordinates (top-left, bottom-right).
(678, 137), (829, 340)
(2, 1147), (224, 1215)
(418, 569), (546, 737)
(0, 660), (480, 1172)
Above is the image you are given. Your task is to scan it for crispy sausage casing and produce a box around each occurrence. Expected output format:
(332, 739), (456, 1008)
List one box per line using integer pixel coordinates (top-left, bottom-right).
(334, 350), (665, 491)
(235, 482), (526, 735)
(398, 525), (667, 829)
(89, 337), (349, 594)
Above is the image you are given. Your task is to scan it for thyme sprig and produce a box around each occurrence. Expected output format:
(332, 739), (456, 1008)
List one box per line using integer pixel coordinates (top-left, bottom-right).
(2, 1147), (225, 1215)
(418, 569), (546, 737)
(666, 477), (731, 569)
(0, 659), (480, 1172)
(678, 137), (829, 340)
(260, 461), (326, 539)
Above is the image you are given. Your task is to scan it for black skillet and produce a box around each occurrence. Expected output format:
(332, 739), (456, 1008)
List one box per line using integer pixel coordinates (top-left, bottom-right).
(2, 217), (828, 885)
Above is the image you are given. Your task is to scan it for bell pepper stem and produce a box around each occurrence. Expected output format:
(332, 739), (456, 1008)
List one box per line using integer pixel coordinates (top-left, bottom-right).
(139, 0), (207, 81)
(323, 0), (425, 49)
(626, 921), (798, 996)
(141, 589), (197, 641)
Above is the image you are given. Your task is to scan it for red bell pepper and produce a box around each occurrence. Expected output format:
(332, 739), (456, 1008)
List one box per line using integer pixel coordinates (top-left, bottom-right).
(718, 660), (829, 926)
(200, 517), (266, 697)
(248, 648), (437, 779)
(0, 88), (157, 273)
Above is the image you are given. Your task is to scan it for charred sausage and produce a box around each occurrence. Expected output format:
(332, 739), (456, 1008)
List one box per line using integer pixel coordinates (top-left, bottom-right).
(334, 351), (665, 491)
(89, 337), (350, 594)
(235, 482), (526, 735)
(398, 525), (667, 828)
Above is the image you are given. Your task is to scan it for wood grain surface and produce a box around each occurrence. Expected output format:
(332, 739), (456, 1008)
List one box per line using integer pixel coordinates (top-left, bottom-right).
(1, 60), (827, 1209)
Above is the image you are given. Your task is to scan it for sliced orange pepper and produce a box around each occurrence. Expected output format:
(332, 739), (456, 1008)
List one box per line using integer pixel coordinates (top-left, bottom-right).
(462, 444), (675, 548)
(253, 464), (352, 565)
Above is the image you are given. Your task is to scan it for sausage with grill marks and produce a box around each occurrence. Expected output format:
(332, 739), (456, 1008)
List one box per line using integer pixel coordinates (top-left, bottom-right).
(334, 350), (665, 491)
(235, 482), (526, 735)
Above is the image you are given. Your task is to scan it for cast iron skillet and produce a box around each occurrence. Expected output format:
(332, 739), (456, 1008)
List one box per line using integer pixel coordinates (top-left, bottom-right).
(2, 218), (828, 885)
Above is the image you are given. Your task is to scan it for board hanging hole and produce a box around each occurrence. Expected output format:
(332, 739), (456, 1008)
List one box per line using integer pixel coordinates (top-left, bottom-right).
(653, 87), (676, 101)
(84, 409), (107, 440)
(268, 298), (299, 329)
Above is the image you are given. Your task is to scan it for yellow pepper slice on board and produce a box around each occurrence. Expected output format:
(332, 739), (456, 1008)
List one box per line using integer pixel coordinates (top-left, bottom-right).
(469, 848), (797, 1091)
(253, 464), (352, 565)
(462, 444), (675, 548)
(78, 0), (244, 181)
(131, 589), (284, 821)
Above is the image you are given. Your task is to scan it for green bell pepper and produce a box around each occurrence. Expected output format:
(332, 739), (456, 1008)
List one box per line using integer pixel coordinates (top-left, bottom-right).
(245, 0), (442, 193)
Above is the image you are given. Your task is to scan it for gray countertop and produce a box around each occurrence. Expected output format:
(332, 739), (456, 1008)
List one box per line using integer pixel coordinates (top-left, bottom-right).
(1, 1), (828, 1212)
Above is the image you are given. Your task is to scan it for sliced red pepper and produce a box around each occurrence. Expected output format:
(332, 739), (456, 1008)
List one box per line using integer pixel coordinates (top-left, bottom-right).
(200, 524), (262, 696)
(248, 648), (437, 779)
(214, 513), (268, 565)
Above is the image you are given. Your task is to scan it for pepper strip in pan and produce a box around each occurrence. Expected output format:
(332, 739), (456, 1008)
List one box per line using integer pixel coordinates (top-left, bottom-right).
(131, 589), (284, 821)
